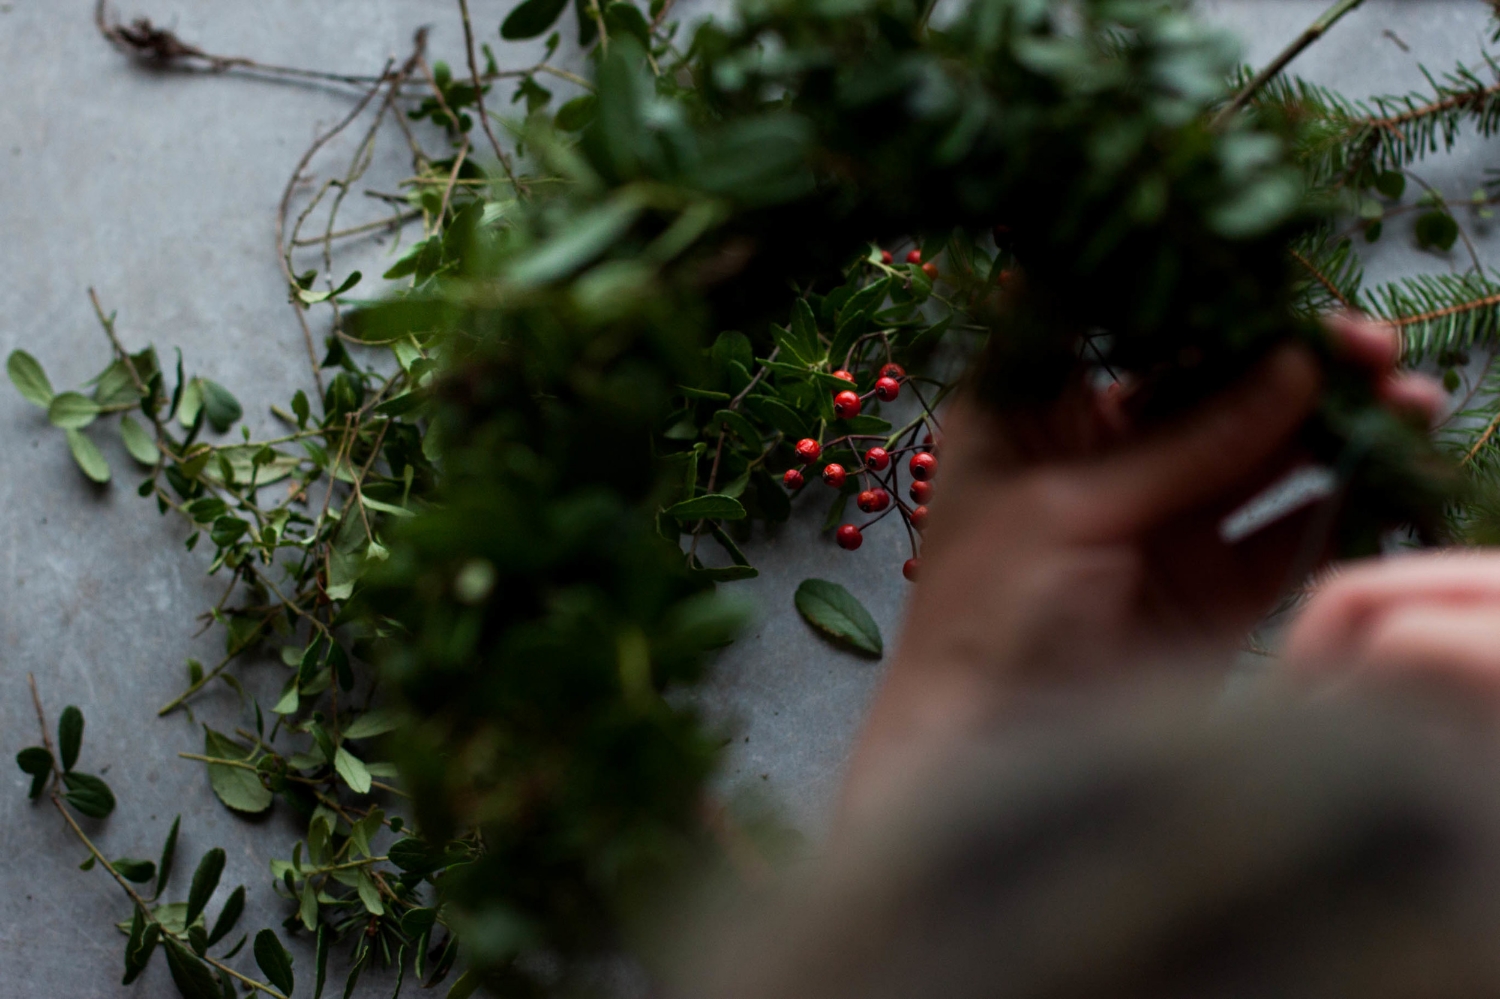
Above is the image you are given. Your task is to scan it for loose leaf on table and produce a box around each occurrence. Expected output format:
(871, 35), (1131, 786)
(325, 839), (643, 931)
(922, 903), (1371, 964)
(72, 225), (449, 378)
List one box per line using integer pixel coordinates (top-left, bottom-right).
(6, 350), (53, 407)
(58, 705), (83, 771)
(16, 746), (53, 799)
(185, 847), (225, 928)
(62, 772), (115, 818)
(254, 929), (295, 996)
(202, 727), (273, 813)
(794, 579), (883, 657)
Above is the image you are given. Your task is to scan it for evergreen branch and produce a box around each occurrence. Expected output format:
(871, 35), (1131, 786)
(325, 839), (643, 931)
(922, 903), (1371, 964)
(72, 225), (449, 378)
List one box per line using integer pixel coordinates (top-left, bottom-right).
(1290, 247), (1354, 311)
(1213, 0), (1368, 128)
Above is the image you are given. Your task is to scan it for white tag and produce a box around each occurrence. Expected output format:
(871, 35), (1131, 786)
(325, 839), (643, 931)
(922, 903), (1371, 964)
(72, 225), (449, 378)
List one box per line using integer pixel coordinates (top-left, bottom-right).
(1219, 465), (1338, 544)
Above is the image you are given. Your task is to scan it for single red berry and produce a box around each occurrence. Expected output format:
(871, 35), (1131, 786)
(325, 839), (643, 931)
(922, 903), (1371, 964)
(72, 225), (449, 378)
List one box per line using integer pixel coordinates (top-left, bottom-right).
(906, 249), (922, 264)
(903, 557), (920, 581)
(783, 468), (805, 490)
(795, 438), (822, 463)
(833, 390), (862, 420)
(921, 431), (937, 452)
(836, 524), (863, 550)
(911, 505), (930, 531)
(997, 268), (1015, 286)
(909, 480), (932, 504)
(880, 250), (893, 265)
(922, 261), (939, 279)
(879, 362), (905, 381)
(870, 487), (891, 512)
(910, 451), (937, 481)
(864, 446), (890, 471)
(822, 463), (847, 488)
(874, 376), (900, 402)
(831, 369), (856, 384)
(856, 489), (880, 513)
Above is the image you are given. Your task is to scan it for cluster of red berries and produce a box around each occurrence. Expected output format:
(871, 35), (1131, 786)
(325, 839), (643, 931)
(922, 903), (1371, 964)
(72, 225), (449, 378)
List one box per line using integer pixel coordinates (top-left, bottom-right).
(879, 246), (942, 281)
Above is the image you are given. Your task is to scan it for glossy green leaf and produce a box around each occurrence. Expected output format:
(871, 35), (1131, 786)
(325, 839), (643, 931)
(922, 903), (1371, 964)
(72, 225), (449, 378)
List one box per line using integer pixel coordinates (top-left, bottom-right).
(501, 0), (569, 39)
(123, 918), (161, 985)
(794, 578), (883, 657)
(6, 349), (53, 407)
(710, 408), (761, 446)
(254, 929), (296, 996)
(665, 493), (747, 521)
(58, 705), (83, 771)
(185, 848), (225, 928)
(49, 391), (100, 429)
(15, 745), (53, 799)
(164, 937), (221, 999)
(156, 815), (181, 898)
(202, 728), (272, 814)
(206, 885), (245, 947)
(62, 771), (115, 818)
(335, 746), (373, 794)
(112, 858), (157, 883)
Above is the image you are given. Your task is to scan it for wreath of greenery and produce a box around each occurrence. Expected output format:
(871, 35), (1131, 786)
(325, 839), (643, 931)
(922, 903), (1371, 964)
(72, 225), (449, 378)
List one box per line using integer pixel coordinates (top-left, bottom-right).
(12, 0), (1500, 995)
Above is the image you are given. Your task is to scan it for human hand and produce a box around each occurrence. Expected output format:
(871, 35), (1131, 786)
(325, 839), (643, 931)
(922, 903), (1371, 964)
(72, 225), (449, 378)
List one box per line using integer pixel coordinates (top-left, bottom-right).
(843, 316), (1442, 814)
(1285, 552), (1500, 696)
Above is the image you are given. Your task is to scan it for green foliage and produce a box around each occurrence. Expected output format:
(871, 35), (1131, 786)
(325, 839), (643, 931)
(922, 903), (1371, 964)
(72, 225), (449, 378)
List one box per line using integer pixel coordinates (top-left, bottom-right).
(22, 0), (1500, 996)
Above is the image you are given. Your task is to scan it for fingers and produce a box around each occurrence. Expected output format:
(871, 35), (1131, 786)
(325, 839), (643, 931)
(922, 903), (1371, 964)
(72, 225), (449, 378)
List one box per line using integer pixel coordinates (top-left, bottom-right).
(1379, 372), (1446, 427)
(1285, 552), (1500, 671)
(1326, 312), (1399, 372)
(1073, 345), (1321, 537)
(1356, 603), (1500, 694)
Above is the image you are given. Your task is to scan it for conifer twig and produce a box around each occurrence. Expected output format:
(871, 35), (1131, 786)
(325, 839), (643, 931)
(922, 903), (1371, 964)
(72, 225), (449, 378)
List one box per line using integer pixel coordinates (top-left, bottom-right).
(1213, 0), (1368, 128)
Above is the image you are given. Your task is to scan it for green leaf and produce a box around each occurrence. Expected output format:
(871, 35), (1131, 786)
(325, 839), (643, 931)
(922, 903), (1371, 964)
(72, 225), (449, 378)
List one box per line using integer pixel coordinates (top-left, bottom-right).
(203, 728), (273, 814)
(502, 0), (569, 39)
(401, 907), (438, 937)
(199, 380), (242, 433)
(1375, 170), (1406, 199)
(164, 937), (222, 999)
(356, 868), (384, 915)
(710, 408), (762, 446)
(742, 395), (809, 440)
(185, 848), (225, 929)
(254, 929), (296, 996)
(343, 708), (403, 740)
(206, 885), (245, 947)
(666, 494), (747, 521)
(690, 563), (759, 582)
(49, 391), (100, 429)
(299, 880), (319, 933)
(113, 858), (157, 883)
(156, 815), (181, 898)
(63, 772), (115, 817)
(794, 578), (883, 657)
(66, 429), (111, 483)
(603, 1), (650, 46)
(123, 917), (161, 985)
(507, 192), (646, 287)
(7, 349), (53, 407)
(821, 490), (849, 532)
(335, 746), (373, 794)
(15, 746), (53, 799)
(1415, 210), (1459, 252)
(554, 93), (596, 131)
(58, 705), (83, 771)
(177, 378), (203, 429)
(120, 415), (158, 465)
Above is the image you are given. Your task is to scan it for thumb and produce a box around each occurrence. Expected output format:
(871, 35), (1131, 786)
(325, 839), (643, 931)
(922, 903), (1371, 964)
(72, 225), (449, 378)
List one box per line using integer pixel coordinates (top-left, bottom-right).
(1072, 345), (1321, 538)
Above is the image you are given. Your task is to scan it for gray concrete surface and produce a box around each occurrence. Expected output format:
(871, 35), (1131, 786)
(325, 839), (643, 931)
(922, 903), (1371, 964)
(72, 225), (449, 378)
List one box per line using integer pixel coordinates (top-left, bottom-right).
(2, 1), (1498, 996)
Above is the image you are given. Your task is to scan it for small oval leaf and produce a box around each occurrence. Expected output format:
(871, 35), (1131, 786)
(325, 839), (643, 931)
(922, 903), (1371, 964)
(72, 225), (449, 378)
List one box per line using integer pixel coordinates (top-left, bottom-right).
(58, 705), (83, 772)
(501, 0), (570, 39)
(185, 848), (226, 929)
(794, 578), (883, 657)
(49, 391), (100, 429)
(665, 494), (747, 521)
(6, 349), (53, 407)
(66, 429), (111, 483)
(253, 929), (295, 996)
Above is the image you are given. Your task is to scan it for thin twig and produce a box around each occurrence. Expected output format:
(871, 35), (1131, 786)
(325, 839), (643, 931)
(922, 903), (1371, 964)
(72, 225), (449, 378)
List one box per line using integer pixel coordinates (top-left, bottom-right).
(1213, 0), (1369, 128)
(291, 210), (423, 247)
(457, 0), (524, 194)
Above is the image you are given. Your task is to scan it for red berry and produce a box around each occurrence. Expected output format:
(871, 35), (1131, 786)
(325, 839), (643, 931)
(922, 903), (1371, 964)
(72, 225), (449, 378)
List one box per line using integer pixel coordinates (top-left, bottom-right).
(836, 524), (863, 550)
(822, 463), (847, 488)
(909, 451), (937, 481)
(906, 249), (922, 264)
(783, 468), (805, 490)
(911, 505), (930, 531)
(856, 489), (880, 513)
(833, 390), (861, 420)
(831, 369), (856, 384)
(864, 447), (890, 471)
(903, 557), (920, 581)
(795, 438), (821, 463)
(909, 480), (932, 504)
(880, 250), (893, 264)
(871, 487), (891, 511)
(922, 261), (939, 279)
(879, 362), (905, 380)
(874, 376), (900, 402)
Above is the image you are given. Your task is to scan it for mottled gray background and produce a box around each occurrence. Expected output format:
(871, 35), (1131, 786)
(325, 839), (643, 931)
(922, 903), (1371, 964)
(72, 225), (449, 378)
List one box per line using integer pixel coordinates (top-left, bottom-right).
(2, 1), (1496, 995)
